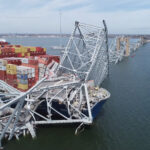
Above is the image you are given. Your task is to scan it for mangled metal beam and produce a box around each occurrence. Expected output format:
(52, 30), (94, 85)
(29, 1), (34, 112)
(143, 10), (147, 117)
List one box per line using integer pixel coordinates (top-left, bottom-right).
(0, 21), (110, 148)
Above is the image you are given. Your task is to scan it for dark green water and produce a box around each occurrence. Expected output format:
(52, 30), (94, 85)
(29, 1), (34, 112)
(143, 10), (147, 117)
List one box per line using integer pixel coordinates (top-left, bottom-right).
(3, 37), (150, 150)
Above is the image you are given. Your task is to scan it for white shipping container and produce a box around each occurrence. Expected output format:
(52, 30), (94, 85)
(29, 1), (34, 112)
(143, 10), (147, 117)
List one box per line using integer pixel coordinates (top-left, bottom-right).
(27, 68), (32, 74)
(39, 70), (45, 76)
(28, 73), (32, 78)
(39, 72), (44, 76)
(32, 68), (35, 73)
(35, 56), (38, 60)
(0, 66), (6, 71)
(0, 59), (7, 66)
(21, 69), (28, 74)
(39, 68), (46, 73)
(38, 63), (45, 68)
(21, 58), (29, 64)
(32, 73), (35, 77)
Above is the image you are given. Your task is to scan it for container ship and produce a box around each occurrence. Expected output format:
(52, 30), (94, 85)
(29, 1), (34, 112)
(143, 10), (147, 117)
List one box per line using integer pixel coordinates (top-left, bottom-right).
(0, 41), (110, 118)
(0, 21), (110, 148)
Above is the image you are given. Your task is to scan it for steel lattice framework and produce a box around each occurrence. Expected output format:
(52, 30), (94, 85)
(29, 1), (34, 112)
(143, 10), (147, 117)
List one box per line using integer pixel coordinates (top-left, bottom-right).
(109, 37), (127, 64)
(57, 21), (109, 85)
(109, 36), (143, 64)
(0, 21), (110, 148)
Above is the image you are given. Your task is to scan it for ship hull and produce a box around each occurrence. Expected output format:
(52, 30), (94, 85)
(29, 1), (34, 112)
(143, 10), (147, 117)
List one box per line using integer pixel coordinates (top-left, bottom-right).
(83, 99), (107, 119)
(35, 99), (107, 120)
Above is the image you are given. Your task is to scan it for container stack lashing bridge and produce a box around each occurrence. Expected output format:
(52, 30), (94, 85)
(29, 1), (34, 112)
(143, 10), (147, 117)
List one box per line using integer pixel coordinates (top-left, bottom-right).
(0, 20), (109, 148)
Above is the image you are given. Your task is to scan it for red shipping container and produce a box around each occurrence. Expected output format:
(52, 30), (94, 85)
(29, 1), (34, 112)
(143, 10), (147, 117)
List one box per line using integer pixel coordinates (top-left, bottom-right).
(25, 56), (34, 59)
(4, 58), (22, 65)
(6, 79), (17, 88)
(31, 52), (35, 56)
(27, 48), (30, 53)
(36, 47), (43, 52)
(17, 53), (22, 57)
(28, 59), (38, 65)
(11, 48), (15, 53)
(4, 45), (13, 48)
(6, 74), (17, 80)
(15, 45), (21, 47)
(1, 53), (6, 58)
(0, 70), (6, 81)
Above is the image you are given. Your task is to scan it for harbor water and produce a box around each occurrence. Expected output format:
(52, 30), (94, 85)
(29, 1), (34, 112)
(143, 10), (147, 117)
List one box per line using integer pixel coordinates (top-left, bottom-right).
(3, 37), (150, 150)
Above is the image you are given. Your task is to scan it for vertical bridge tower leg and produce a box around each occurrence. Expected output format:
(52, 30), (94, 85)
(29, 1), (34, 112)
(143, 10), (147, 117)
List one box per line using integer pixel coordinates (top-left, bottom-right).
(125, 37), (130, 56)
(116, 37), (121, 51)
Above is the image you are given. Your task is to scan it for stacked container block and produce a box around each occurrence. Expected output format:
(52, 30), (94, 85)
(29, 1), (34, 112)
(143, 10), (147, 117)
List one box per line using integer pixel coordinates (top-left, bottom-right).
(17, 66), (35, 92)
(0, 45), (46, 58)
(0, 59), (7, 80)
(6, 64), (17, 88)
(22, 57), (39, 82)
(0, 54), (60, 92)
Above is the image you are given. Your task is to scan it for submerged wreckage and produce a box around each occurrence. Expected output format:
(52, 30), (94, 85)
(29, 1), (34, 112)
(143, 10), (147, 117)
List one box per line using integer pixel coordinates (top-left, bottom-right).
(0, 21), (110, 148)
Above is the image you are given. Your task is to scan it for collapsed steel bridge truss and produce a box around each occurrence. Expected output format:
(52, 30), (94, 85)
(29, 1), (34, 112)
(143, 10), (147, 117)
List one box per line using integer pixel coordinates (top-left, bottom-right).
(58, 21), (109, 85)
(109, 36), (143, 64)
(109, 37), (127, 64)
(0, 21), (109, 148)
